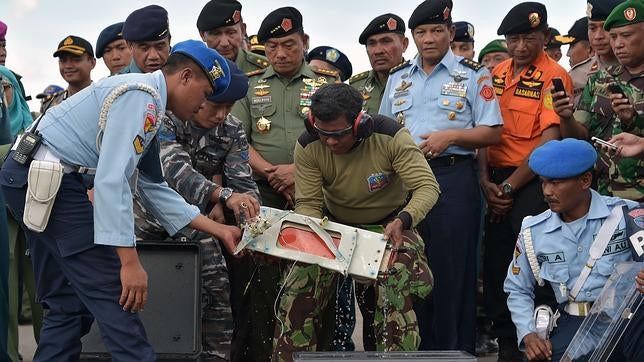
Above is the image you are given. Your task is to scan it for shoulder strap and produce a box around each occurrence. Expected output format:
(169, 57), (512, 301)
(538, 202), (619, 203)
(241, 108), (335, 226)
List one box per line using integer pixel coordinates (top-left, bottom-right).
(522, 226), (545, 287)
(569, 204), (624, 301)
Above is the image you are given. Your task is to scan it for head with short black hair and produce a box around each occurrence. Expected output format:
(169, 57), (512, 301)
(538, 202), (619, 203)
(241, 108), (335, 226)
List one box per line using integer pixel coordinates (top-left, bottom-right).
(163, 53), (208, 80)
(310, 83), (362, 126)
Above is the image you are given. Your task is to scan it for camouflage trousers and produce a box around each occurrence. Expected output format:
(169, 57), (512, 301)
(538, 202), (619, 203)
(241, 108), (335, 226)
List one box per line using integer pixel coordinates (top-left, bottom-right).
(195, 234), (234, 360)
(272, 228), (433, 361)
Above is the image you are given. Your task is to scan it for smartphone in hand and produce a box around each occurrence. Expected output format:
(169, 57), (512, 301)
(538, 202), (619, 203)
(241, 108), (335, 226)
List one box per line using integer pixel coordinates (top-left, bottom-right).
(551, 78), (566, 98)
(591, 136), (618, 150)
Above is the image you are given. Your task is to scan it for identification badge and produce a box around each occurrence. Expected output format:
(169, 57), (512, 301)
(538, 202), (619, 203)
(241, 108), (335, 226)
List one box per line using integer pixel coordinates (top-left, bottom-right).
(441, 82), (467, 97)
(256, 117), (271, 134)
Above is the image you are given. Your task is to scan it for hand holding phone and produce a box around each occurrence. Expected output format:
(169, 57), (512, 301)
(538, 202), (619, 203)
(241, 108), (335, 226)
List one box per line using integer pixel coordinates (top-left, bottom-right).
(551, 77), (566, 98)
(591, 136), (618, 150)
(607, 83), (626, 97)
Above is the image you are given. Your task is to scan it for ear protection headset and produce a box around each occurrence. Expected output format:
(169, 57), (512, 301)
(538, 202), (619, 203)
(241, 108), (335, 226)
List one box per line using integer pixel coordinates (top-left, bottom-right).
(305, 110), (374, 139)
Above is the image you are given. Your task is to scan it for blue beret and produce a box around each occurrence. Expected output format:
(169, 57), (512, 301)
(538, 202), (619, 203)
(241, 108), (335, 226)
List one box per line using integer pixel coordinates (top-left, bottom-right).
(529, 139), (597, 179)
(497, 2), (548, 35)
(453, 21), (475, 42)
(96, 22), (124, 58)
(122, 5), (170, 42)
(306, 46), (353, 82)
(171, 40), (231, 97)
(207, 58), (248, 103)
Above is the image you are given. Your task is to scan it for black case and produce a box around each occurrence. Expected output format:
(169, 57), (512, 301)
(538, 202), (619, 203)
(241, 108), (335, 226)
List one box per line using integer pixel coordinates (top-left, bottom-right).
(80, 241), (202, 361)
(293, 351), (477, 361)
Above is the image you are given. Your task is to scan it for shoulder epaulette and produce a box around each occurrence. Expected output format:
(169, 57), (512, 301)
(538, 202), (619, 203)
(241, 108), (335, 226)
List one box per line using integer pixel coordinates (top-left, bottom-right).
(349, 70), (369, 84)
(607, 64), (623, 76)
(389, 60), (411, 74)
(570, 57), (592, 71)
(247, 52), (269, 68)
(522, 210), (552, 228)
(459, 58), (484, 72)
(246, 68), (267, 77)
(312, 67), (339, 78)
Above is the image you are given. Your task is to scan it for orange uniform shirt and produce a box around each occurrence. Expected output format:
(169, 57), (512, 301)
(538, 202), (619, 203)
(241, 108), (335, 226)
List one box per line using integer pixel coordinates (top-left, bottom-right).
(487, 51), (573, 168)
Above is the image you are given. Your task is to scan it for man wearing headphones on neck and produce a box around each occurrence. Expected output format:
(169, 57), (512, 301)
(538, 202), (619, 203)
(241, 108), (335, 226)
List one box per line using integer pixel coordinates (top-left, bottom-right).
(272, 83), (440, 359)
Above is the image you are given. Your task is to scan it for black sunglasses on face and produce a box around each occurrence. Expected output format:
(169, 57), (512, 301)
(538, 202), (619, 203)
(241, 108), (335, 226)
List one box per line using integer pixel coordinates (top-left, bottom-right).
(313, 123), (353, 139)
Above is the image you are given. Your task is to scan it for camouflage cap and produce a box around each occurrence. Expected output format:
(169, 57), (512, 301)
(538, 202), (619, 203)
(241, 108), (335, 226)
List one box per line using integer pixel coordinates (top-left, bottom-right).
(604, 0), (643, 30)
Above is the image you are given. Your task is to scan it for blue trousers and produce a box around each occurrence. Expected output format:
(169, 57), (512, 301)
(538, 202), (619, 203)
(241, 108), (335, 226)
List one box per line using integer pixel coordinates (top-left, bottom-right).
(0, 188), (9, 361)
(414, 159), (480, 354)
(0, 155), (154, 362)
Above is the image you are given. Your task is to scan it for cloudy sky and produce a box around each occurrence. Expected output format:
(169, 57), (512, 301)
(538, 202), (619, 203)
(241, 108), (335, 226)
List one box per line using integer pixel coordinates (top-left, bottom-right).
(2, 0), (586, 112)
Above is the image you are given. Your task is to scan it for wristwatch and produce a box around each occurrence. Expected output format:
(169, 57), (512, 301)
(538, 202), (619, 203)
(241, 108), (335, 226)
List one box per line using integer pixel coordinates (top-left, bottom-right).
(218, 187), (234, 204)
(501, 182), (513, 197)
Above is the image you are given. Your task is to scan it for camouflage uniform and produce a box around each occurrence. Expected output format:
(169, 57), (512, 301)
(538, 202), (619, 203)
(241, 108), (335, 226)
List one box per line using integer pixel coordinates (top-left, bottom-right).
(575, 64), (644, 201)
(133, 112), (260, 359)
(273, 226), (433, 361)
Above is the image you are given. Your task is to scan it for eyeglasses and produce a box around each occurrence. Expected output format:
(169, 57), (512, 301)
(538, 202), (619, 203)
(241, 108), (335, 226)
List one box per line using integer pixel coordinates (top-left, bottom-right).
(313, 123), (353, 139)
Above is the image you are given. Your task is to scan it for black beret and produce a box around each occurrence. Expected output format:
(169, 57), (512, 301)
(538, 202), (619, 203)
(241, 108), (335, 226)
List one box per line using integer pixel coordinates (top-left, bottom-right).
(207, 58), (248, 104)
(96, 22), (124, 58)
(197, 0), (242, 32)
(557, 18), (589, 44)
(306, 46), (353, 82)
(53, 35), (94, 58)
(257, 7), (303, 43)
(497, 2), (548, 35)
(587, 0), (626, 20)
(546, 28), (562, 48)
(453, 21), (475, 42)
(409, 0), (453, 29)
(122, 5), (170, 42)
(358, 13), (406, 45)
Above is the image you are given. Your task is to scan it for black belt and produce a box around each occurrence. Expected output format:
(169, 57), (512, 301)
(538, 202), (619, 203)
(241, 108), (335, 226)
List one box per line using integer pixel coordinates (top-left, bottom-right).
(427, 154), (472, 168)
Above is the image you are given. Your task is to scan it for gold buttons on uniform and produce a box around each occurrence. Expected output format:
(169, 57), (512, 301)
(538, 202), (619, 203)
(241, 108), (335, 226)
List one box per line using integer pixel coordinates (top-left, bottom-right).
(456, 101), (464, 110)
(442, 99), (450, 106)
(448, 111), (456, 120)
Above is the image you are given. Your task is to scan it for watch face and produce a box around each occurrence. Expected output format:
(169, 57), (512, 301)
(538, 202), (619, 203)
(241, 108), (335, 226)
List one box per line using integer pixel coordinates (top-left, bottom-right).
(503, 183), (512, 194)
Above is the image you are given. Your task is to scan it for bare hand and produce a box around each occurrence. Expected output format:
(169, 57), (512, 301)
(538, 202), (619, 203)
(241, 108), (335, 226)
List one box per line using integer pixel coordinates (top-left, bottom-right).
(213, 224), (242, 255)
(551, 89), (574, 120)
(383, 218), (404, 248)
(119, 261), (148, 313)
(523, 332), (552, 361)
(480, 180), (513, 222)
(609, 93), (635, 124)
(419, 130), (455, 158)
(265, 164), (295, 192)
(609, 132), (644, 158)
(226, 192), (261, 223)
(208, 203), (225, 223)
(636, 269), (644, 294)
(281, 184), (295, 208)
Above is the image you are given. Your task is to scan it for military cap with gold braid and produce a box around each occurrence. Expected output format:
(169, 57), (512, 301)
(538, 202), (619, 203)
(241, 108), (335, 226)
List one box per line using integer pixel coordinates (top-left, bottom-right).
(197, 0), (243, 32)
(257, 7), (303, 43)
(358, 13), (406, 45)
(604, 0), (644, 30)
(555, 17), (588, 45)
(53, 35), (94, 57)
(497, 2), (548, 35)
(248, 34), (265, 56)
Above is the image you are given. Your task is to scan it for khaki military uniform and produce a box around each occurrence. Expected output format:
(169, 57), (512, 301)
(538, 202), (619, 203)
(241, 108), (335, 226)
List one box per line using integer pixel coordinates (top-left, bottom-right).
(235, 48), (269, 74)
(570, 55), (616, 106)
(349, 69), (387, 115)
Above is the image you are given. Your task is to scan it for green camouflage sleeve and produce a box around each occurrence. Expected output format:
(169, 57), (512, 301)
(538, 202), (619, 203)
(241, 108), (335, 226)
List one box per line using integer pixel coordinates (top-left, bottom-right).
(223, 116), (261, 201)
(158, 116), (219, 212)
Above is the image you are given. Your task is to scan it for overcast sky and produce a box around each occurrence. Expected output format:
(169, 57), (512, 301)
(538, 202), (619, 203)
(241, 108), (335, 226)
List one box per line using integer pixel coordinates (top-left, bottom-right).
(2, 0), (586, 112)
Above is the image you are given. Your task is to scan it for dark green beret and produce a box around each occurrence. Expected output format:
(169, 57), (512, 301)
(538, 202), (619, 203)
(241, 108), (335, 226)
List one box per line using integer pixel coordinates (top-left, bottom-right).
(477, 39), (508, 62)
(257, 7), (303, 43)
(358, 13), (406, 45)
(197, 0), (242, 32)
(453, 21), (475, 42)
(408, 0), (453, 29)
(122, 5), (170, 42)
(587, 0), (626, 21)
(604, 0), (643, 30)
(497, 2), (548, 35)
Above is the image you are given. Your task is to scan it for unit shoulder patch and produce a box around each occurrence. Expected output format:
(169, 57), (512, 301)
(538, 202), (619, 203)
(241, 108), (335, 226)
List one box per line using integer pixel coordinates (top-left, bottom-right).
(459, 58), (484, 72)
(349, 70), (369, 84)
(389, 60), (411, 74)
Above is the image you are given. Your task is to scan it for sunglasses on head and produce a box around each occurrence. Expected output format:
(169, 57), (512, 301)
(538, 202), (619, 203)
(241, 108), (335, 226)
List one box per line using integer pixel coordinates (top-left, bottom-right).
(313, 123), (353, 139)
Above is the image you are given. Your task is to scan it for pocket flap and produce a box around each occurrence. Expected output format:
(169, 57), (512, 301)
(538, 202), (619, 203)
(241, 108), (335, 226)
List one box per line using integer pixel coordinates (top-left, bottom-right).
(539, 262), (569, 283)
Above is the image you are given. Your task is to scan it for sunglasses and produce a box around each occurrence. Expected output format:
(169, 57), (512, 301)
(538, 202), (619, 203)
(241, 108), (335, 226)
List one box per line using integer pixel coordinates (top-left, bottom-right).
(313, 123), (353, 139)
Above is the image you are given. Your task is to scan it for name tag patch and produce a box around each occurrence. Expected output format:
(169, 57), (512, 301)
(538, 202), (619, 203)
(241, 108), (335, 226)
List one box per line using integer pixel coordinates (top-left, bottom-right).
(538, 252), (565, 263)
(441, 82), (467, 97)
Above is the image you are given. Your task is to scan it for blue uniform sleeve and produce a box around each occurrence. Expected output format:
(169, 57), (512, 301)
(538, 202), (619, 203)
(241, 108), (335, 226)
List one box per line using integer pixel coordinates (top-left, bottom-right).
(378, 74), (396, 119)
(136, 172), (200, 236)
(469, 69), (503, 128)
(503, 229), (538, 349)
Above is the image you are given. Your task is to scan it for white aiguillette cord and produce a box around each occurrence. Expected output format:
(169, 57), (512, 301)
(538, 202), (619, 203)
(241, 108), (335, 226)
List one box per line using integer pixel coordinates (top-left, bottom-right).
(569, 205), (624, 302)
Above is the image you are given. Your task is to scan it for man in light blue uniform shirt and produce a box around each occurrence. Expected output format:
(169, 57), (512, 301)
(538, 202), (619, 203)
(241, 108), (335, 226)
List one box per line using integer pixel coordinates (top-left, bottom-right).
(379, 0), (503, 354)
(504, 138), (644, 362)
(0, 40), (240, 361)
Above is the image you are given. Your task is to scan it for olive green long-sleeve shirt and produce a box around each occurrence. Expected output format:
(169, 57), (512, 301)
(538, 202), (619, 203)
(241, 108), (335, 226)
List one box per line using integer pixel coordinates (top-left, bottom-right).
(294, 115), (440, 227)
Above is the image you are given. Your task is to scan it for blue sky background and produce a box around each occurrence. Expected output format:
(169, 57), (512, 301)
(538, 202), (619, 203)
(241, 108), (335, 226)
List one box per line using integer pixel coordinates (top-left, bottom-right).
(2, 0), (586, 111)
